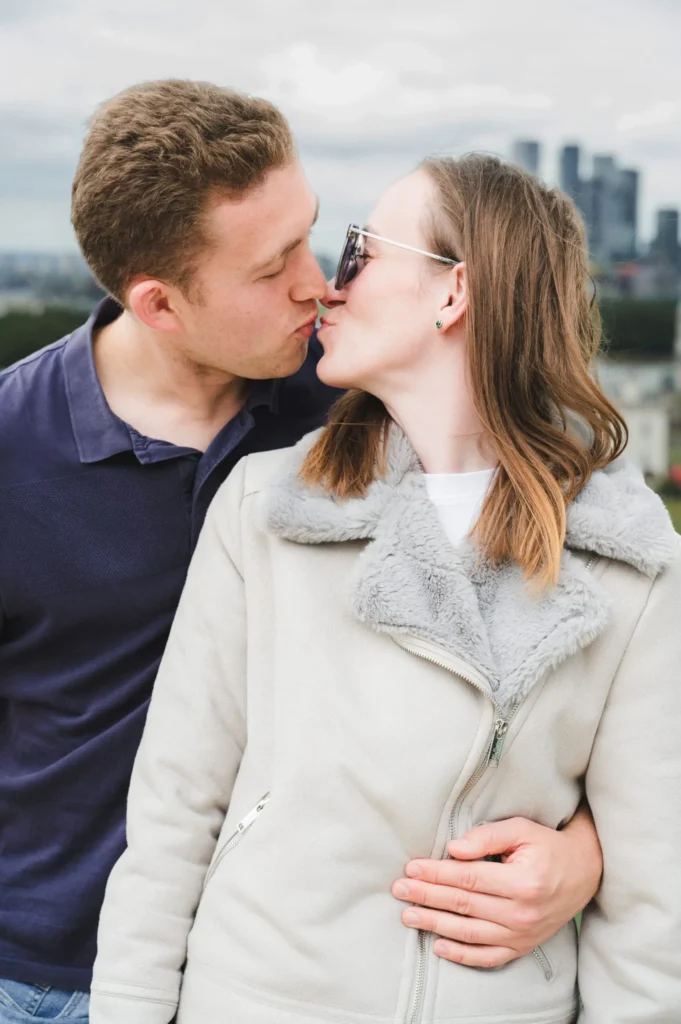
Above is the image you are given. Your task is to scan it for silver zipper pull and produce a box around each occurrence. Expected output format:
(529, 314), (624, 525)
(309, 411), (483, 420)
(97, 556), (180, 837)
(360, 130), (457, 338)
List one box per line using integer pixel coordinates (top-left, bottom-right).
(489, 718), (509, 765)
(235, 793), (270, 833)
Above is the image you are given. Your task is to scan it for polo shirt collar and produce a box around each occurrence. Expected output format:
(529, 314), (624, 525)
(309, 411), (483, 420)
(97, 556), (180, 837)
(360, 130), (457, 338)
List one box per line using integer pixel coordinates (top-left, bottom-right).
(247, 375), (279, 414)
(63, 297), (280, 465)
(63, 298), (133, 464)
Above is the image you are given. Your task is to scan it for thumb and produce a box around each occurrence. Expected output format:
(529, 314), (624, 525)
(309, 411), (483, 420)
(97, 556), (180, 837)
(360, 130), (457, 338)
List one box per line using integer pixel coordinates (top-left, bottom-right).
(447, 818), (527, 860)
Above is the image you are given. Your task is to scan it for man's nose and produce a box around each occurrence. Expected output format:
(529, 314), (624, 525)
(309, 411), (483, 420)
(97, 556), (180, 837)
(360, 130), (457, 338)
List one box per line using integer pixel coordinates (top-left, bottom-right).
(291, 250), (328, 303)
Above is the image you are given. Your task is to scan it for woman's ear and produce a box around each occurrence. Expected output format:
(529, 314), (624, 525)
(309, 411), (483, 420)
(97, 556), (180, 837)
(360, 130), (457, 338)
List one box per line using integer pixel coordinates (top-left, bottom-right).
(435, 262), (467, 332)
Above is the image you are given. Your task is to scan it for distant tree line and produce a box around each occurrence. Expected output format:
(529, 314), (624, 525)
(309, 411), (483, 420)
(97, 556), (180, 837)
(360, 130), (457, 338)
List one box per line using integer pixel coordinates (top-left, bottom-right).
(0, 298), (678, 371)
(599, 299), (678, 359)
(1, 271), (104, 304)
(0, 308), (89, 368)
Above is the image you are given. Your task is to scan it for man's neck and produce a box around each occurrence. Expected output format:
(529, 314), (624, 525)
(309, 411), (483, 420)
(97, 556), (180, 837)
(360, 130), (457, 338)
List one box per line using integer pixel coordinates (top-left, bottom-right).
(93, 309), (251, 452)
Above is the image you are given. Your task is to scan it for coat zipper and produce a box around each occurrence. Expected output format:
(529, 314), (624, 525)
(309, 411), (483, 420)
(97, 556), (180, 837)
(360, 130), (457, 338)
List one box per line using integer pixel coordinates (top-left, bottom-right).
(531, 945), (554, 981)
(393, 636), (516, 829)
(399, 552), (598, 1018)
(202, 793), (270, 891)
(395, 639), (508, 1024)
(448, 699), (522, 841)
(408, 930), (428, 1024)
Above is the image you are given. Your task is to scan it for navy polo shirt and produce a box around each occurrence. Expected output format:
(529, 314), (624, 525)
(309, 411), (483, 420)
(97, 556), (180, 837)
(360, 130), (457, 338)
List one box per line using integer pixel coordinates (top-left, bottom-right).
(0, 298), (340, 990)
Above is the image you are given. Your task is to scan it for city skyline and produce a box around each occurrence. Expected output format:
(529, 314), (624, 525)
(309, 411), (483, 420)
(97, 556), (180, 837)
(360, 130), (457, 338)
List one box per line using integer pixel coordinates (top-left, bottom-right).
(511, 138), (679, 271)
(0, 0), (679, 254)
(2, 133), (678, 263)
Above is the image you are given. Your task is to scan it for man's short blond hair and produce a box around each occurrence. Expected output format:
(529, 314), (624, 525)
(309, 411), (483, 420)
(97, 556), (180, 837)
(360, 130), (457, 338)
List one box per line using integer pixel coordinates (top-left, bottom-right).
(71, 79), (295, 301)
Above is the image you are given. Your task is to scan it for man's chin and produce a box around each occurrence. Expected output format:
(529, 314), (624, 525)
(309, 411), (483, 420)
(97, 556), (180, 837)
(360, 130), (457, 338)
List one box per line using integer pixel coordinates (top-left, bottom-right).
(269, 337), (309, 379)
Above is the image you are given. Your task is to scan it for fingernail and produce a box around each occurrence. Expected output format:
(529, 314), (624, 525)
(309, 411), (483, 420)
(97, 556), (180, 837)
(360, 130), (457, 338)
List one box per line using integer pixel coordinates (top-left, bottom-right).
(405, 862), (422, 878)
(393, 881), (410, 898)
(433, 940), (448, 956)
(450, 838), (471, 853)
(403, 910), (419, 926)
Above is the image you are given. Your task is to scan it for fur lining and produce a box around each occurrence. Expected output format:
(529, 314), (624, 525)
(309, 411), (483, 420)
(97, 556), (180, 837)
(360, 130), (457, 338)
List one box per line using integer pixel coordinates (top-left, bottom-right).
(566, 458), (677, 576)
(265, 427), (677, 708)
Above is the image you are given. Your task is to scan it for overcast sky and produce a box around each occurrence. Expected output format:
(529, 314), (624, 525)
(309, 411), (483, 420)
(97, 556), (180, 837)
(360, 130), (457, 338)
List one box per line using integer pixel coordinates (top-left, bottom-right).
(0, 0), (679, 258)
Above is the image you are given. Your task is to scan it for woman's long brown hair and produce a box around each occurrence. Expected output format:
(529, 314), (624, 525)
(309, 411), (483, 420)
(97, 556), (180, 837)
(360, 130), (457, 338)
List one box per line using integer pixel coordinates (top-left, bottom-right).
(301, 155), (627, 588)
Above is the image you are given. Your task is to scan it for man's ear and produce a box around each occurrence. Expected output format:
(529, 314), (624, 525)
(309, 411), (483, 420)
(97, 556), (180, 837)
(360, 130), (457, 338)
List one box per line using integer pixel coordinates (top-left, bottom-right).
(127, 278), (183, 333)
(435, 262), (467, 332)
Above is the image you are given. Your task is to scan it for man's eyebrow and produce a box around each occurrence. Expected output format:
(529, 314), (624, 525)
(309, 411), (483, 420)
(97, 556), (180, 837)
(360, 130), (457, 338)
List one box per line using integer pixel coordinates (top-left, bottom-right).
(253, 198), (320, 274)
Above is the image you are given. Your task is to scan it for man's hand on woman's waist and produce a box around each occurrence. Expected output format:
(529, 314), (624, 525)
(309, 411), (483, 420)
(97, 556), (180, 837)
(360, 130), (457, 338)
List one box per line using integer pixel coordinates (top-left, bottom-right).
(392, 802), (602, 967)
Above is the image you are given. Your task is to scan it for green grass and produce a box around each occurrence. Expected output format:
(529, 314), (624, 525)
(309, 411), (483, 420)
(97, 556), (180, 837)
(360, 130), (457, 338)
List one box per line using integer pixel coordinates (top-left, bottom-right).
(663, 499), (681, 533)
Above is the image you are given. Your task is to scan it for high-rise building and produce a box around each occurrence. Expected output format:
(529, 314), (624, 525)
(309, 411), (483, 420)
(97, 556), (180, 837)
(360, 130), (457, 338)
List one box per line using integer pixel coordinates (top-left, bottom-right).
(618, 170), (639, 262)
(580, 176), (601, 253)
(583, 155), (639, 265)
(511, 140), (540, 177)
(653, 210), (680, 267)
(523, 141), (641, 268)
(592, 155), (618, 264)
(559, 145), (581, 204)
(592, 155), (616, 179)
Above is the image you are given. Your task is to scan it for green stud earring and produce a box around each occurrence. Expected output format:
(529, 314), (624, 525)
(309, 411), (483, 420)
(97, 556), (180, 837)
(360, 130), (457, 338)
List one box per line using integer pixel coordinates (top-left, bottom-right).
(435, 320), (443, 329)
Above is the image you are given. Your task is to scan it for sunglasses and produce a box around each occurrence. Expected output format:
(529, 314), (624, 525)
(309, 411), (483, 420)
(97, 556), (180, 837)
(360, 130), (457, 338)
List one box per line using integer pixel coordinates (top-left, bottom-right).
(334, 223), (461, 291)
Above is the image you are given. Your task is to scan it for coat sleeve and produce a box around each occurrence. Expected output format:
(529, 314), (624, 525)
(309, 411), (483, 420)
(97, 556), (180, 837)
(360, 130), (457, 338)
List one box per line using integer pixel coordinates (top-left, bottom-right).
(578, 543), (681, 1023)
(90, 458), (250, 1024)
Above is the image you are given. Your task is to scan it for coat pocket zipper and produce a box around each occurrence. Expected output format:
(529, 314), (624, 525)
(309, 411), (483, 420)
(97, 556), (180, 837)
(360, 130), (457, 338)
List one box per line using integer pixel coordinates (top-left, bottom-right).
(202, 793), (270, 892)
(532, 944), (554, 981)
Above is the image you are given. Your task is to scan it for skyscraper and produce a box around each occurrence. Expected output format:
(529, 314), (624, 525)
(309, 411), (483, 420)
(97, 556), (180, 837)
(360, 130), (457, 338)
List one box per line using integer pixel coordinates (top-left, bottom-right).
(511, 140), (540, 177)
(618, 169), (639, 262)
(653, 210), (680, 267)
(585, 155), (639, 264)
(559, 145), (581, 204)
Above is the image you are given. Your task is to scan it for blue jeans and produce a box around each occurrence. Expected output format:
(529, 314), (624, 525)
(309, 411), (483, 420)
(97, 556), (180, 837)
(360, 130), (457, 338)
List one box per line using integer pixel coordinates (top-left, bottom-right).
(0, 979), (89, 1022)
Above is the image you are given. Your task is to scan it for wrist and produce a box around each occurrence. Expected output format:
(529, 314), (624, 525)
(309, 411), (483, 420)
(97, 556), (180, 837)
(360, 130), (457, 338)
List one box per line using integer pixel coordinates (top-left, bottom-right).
(563, 803), (603, 890)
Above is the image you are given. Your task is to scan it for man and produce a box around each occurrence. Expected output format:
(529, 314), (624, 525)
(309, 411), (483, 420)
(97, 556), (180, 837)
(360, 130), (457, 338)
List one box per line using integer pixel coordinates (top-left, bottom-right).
(0, 80), (601, 1021)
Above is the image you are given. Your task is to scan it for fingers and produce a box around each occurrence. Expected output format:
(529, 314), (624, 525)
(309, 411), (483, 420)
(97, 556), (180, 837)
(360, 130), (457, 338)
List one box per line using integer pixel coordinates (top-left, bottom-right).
(392, 877), (510, 925)
(400, 905), (516, 950)
(404, 856), (524, 901)
(447, 818), (537, 860)
(392, 876), (550, 951)
(431, 939), (518, 968)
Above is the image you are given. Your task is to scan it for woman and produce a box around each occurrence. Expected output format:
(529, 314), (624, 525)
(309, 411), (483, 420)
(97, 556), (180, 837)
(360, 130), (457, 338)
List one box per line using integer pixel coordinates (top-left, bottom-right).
(90, 155), (681, 1023)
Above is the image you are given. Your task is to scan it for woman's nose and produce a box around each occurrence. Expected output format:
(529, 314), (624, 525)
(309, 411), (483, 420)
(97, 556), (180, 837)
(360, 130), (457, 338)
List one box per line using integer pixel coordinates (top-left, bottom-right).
(322, 277), (345, 308)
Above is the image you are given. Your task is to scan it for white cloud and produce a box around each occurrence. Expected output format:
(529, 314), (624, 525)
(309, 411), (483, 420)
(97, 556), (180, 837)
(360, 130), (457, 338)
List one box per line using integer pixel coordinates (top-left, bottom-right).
(0, 0), (678, 252)
(259, 45), (390, 110)
(617, 101), (678, 133)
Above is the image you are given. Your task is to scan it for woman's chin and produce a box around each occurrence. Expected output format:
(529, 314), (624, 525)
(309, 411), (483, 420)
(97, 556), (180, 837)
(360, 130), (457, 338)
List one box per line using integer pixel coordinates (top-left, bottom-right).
(316, 352), (355, 390)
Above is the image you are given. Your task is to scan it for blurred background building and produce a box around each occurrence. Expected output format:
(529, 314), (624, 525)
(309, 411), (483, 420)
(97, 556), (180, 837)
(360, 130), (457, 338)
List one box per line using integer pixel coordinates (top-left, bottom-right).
(511, 139), (680, 301)
(511, 140), (541, 178)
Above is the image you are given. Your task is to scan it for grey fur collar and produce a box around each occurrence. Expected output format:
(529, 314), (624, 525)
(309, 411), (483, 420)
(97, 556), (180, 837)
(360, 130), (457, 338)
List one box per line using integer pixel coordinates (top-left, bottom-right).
(266, 428), (677, 708)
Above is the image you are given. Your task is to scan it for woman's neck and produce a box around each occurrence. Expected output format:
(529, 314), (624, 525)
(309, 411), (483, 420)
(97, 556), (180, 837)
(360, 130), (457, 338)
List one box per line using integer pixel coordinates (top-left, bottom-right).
(383, 383), (497, 475)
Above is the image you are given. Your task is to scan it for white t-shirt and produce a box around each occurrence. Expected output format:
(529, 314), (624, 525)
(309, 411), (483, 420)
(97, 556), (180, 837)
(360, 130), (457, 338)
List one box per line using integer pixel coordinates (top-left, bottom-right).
(424, 468), (495, 548)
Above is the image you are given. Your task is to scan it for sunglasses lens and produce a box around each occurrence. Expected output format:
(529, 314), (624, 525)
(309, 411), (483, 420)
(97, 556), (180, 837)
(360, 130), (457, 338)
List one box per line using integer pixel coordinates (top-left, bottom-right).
(335, 229), (362, 290)
(336, 257), (358, 291)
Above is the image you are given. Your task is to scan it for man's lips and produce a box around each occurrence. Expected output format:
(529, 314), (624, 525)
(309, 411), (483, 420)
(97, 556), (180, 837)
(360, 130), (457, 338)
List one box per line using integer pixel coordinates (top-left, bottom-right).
(295, 313), (319, 336)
